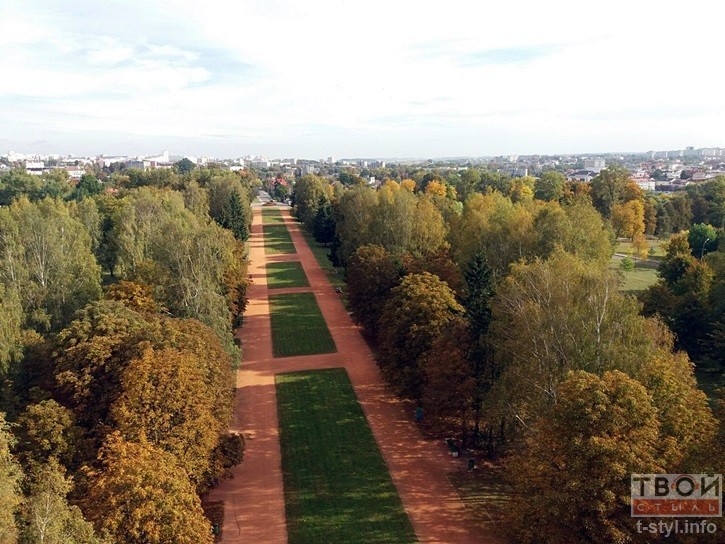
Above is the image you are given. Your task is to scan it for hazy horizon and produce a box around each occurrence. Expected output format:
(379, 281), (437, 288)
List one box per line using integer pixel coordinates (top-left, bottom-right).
(2, 1), (724, 158)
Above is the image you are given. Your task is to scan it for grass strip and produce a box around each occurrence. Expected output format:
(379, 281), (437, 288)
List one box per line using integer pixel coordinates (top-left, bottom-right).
(269, 293), (336, 357)
(264, 224), (296, 254)
(266, 261), (310, 289)
(262, 207), (286, 224)
(276, 368), (417, 544)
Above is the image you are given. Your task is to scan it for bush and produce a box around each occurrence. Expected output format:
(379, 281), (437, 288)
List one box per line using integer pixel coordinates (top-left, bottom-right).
(620, 256), (635, 271)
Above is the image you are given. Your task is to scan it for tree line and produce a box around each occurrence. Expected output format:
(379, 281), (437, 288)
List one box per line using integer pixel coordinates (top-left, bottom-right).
(293, 168), (724, 543)
(0, 166), (254, 543)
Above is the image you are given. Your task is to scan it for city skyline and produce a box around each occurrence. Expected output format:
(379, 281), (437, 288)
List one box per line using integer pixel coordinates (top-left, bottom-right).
(2, 1), (724, 158)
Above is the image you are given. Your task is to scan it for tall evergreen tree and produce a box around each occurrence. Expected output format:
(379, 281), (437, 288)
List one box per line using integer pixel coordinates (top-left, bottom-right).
(221, 191), (249, 241)
(313, 197), (335, 246)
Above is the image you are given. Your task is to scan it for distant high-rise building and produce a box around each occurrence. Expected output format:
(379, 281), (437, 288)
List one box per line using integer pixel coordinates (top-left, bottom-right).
(584, 158), (605, 173)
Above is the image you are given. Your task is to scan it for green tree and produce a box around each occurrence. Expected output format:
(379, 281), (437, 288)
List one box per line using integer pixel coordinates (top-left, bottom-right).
(70, 174), (102, 201)
(687, 223), (718, 259)
(0, 283), (23, 375)
(378, 272), (464, 399)
(534, 171), (565, 201)
(20, 458), (99, 544)
(589, 165), (632, 218)
(0, 198), (102, 331)
(14, 400), (85, 472)
(487, 251), (651, 439)
(334, 186), (377, 264)
(0, 169), (43, 205)
(346, 245), (401, 338)
(220, 191), (249, 241)
(312, 196), (336, 246)
(0, 413), (23, 544)
(292, 174), (328, 229)
(206, 175), (251, 237)
(84, 434), (213, 544)
(174, 158), (196, 174)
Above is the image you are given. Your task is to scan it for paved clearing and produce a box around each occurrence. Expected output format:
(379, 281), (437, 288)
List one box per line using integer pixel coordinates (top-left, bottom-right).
(209, 206), (501, 544)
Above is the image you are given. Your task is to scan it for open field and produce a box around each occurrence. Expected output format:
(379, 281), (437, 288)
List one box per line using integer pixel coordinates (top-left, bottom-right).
(276, 369), (417, 544)
(264, 224), (296, 254)
(262, 207), (286, 224)
(269, 293), (336, 357)
(266, 261), (310, 289)
(612, 260), (659, 293)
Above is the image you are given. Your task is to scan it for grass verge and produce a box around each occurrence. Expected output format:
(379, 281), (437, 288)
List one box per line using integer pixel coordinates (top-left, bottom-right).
(276, 368), (417, 544)
(266, 261), (310, 289)
(298, 228), (345, 289)
(269, 293), (336, 357)
(264, 224), (296, 254)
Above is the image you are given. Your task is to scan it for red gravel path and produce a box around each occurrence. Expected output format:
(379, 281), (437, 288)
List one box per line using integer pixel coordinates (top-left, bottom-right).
(209, 206), (500, 544)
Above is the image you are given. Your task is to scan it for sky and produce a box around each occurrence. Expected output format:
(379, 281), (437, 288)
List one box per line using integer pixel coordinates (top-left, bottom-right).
(1, 0), (724, 159)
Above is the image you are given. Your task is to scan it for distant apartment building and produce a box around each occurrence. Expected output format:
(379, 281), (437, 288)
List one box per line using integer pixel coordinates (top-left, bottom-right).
(635, 180), (656, 191)
(25, 161), (45, 175)
(65, 165), (85, 181)
(584, 158), (605, 173)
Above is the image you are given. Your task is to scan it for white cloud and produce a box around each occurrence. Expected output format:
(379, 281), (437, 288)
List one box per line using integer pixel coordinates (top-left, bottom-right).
(1, 0), (724, 156)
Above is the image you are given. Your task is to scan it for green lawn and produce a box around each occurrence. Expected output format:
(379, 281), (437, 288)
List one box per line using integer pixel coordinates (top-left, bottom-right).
(264, 224), (296, 254)
(269, 293), (336, 357)
(611, 255), (660, 294)
(262, 207), (286, 224)
(276, 369), (417, 544)
(266, 261), (310, 289)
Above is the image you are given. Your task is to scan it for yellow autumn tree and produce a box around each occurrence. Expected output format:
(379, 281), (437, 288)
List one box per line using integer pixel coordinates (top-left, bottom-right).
(424, 180), (447, 197)
(84, 434), (213, 544)
(110, 347), (219, 486)
(611, 199), (645, 241)
(400, 178), (416, 192)
(507, 370), (662, 544)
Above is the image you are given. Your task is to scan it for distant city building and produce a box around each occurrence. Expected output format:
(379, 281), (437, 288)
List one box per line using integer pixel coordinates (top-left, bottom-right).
(568, 170), (596, 182)
(584, 159), (605, 173)
(635, 180), (656, 191)
(65, 165), (85, 180)
(25, 161), (45, 175)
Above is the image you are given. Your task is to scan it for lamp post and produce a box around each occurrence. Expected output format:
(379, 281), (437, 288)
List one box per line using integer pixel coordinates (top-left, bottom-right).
(700, 238), (710, 259)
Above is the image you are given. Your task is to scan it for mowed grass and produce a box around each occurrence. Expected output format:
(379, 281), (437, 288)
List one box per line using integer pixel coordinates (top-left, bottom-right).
(276, 369), (417, 544)
(610, 255), (660, 294)
(264, 224), (296, 254)
(269, 293), (336, 357)
(262, 207), (286, 224)
(266, 261), (310, 289)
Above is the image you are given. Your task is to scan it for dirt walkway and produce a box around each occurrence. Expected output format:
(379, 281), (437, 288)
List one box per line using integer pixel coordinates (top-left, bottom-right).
(209, 206), (500, 544)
